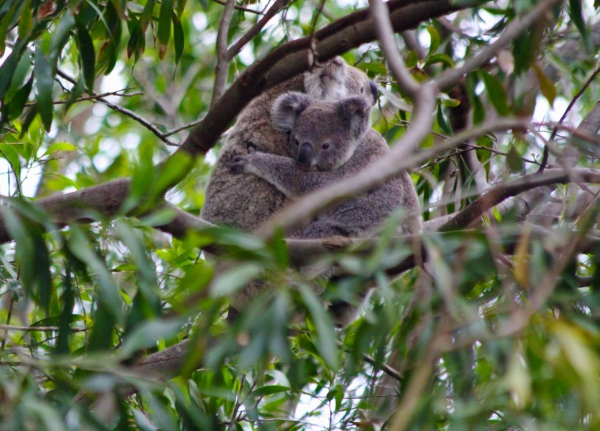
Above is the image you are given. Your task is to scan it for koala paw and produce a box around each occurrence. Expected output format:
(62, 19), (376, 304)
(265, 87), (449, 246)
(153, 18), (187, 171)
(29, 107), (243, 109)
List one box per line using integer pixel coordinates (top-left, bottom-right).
(230, 155), (248, 174)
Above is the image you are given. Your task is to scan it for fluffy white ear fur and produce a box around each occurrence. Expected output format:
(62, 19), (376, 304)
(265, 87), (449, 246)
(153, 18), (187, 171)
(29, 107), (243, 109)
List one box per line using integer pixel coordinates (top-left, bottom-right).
(303, 57), (348, 101)
(337, 97), (370, 140)
(271, 92), (312, 132)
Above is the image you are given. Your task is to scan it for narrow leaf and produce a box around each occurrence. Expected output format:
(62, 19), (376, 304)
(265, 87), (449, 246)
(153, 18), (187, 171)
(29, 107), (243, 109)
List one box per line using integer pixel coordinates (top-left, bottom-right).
(480, 70), (510, 116)
(173, 11), (184, 65)
(34, 45), (54, 131)
(157, 0), (173, 59)
(74, 16), (95, 92)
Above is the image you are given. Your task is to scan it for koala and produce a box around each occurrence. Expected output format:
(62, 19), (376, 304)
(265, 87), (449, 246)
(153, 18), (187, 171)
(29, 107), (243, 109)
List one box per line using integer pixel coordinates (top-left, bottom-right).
(230, 92), (421, 238)
(229, 93), (422, 325)
(200, 57), (378, 232)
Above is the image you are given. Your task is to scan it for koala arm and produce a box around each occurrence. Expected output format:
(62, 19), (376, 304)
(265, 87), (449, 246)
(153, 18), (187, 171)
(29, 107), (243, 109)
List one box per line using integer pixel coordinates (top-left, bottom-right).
(230, 151), (340, 198)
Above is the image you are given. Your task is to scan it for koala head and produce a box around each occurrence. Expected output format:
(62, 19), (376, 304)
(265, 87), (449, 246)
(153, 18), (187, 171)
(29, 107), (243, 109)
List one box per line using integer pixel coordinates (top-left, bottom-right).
(272, 92), (371, 171)
(303, 57), (378, 106)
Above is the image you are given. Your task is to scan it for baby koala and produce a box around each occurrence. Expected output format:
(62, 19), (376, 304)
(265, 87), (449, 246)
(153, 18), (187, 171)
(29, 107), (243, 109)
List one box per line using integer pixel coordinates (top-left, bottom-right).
(230, 92), (421, 239)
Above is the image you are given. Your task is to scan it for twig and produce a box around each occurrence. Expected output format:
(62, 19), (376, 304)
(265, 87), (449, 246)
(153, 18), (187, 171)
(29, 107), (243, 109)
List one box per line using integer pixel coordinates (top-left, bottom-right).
(0, 324), (87, 332)
(55, 69), (178, 146)
(211, 0), (263, 15)
(226, 0), (290, 61)
(25, 90), (143, 106)
(164, 118), (204, 137)
(211, 0), (236, 108)
(336, 340), (403, 382)
(539, 66), (600, 171)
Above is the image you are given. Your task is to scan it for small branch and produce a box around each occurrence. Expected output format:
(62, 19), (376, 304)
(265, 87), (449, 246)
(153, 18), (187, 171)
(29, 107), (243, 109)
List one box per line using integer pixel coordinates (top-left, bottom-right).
(211, 0), (263, 15)
(541, 66), (600, 171)
(25, 90), (143, 106)
(336, 340), (403, 382)
(164, 118), (204, 137)
(226, 0), (290, 61)
(55, 69), (177, 146)
(439, 168), (600, 231)
(211, 0), (236, 108)
(435, 0), (562, 91)
(0, 324), (86, 332)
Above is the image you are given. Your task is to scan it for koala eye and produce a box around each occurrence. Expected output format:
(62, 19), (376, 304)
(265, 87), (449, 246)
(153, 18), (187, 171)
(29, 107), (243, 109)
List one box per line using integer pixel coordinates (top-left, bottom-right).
(294, 138), (300, 146)
(322, 143), (330, 150)
(360, 87), (364, 93)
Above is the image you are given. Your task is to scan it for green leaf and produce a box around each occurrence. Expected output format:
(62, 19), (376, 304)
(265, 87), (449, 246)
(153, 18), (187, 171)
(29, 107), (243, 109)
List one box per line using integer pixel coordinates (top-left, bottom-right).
(0, 39), (27, 101)
(299, 284), (338, 371)
(17, 0), (32, 39)
(8, 76), (33, 122)
(568, 0), (592, 51)
(436, 104), (452, 136)
(0, 142), (22, 180)
(426, 25), (440, 57)
(197, 0), (209, 11)
(68, 227), (123, 321)
(0, 0), (20, 57)
(141, 0), (156, 32)
(249, 385), (289, 397)
(210, 264), (262, 296)
(120, 318), (185, 357)
(74, 16), (96, 93)
(532, 64), (556, 107)
(480, 70), (510, 116)
(49, 10), (75, 69)
(34, 45), (54, 131)
(424, 53), (454, 69)
(41, 142), (77, 158)
(4, 48), (32, 103)
(157, 0), (173, 59)
(173, 11), (184, 65)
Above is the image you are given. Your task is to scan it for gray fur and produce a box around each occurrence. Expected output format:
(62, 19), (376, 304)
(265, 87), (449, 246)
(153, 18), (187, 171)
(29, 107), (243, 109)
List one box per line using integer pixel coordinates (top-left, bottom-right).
(230, 95), (422, 325)
(231, 94), (421, 238)
(200, 58), (376, 232)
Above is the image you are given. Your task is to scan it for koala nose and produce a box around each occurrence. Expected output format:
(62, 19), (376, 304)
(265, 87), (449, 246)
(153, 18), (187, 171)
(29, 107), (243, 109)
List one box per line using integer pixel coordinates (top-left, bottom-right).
(297, 142), (313, 167)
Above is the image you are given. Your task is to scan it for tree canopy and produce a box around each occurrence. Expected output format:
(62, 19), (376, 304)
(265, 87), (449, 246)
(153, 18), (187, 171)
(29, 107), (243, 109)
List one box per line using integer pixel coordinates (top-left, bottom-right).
(1, 0), (600, 429)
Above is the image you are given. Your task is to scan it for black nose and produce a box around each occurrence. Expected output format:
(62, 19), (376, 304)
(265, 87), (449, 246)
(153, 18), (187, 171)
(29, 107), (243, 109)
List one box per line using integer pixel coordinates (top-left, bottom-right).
(369, 81), (378, 104)
(297, 142), (313, 167)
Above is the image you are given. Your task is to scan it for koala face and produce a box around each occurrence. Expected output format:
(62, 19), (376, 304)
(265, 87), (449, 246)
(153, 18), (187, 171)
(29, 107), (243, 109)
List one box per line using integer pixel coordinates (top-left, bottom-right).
(272, 92), (371, 171)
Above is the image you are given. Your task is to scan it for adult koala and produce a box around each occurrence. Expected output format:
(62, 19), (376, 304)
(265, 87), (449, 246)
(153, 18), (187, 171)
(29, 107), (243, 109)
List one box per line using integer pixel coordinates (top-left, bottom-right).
(230, 93), (422, 324)
(230, 93), (422, 237)
(201, 57), (377, 231)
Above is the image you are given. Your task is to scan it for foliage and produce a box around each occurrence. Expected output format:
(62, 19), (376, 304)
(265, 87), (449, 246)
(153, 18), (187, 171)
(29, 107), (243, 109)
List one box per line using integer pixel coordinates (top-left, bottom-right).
(0, 0), (600, 430)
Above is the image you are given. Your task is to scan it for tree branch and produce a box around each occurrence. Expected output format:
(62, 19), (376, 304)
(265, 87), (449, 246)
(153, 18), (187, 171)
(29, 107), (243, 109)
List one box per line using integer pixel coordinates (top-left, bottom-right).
(211, 0), (236, 108)
(370, 0), (421, 97)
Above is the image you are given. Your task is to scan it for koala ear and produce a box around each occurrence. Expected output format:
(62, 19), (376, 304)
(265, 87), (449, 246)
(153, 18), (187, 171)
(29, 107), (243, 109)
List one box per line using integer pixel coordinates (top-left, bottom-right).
(272, 92), (312, 132)
(337, 97), (370, 139)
